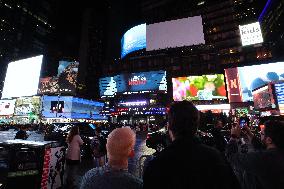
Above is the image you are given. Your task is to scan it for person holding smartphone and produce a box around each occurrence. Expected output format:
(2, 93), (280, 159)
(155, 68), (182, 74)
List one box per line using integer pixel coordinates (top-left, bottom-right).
(226, 120), (284, 189)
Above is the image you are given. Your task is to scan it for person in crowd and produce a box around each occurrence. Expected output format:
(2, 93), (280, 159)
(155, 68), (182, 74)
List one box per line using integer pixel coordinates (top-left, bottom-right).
(226, 120), (284, 189)
(143, 100), (240, 189)
(211, 119), (227, 152)
(14, 125), (28, 140)
(80, 127), (142, 189)
(65, 126), (84, 188)
(91, 127), (107, 167)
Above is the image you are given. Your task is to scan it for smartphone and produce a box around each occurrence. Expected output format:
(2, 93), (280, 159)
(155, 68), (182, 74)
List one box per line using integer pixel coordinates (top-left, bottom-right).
(239, 118), (247, 128)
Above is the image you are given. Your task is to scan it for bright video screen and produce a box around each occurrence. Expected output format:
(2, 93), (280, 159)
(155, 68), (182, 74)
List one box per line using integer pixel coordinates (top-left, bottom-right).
(252, 86), (275, 110)
(275, 83), (284, 114)
(58, 61), (79, 94)
(14, 97), (41, 116)
(100, 71), (167, 97)
(121, 24), (146, 58)
(172, 74), (227, 101)
(225, 62), (284, 102)
(146, 16), (205, 51)
(0, 99), (16, 115)
(2, 55), (43, 99)
(38, 77), (59, 94)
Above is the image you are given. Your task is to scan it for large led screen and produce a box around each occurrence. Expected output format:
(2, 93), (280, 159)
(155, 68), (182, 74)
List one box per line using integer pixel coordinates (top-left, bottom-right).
(99, 71), (167, 97)
(121, 24), (146, 58)
(14, 96), (41, 116)
(38, 77), (59, 94)
(275, 83), (284, 114)
(58, 61), (79, 94)
(146, 16), (205, 51)
(225, 62), (284, 102)
(172, 74), (227, 101)
(2, 55), (43, 99)
(0, 99), (16, 115)
(252, 85), (275, 110)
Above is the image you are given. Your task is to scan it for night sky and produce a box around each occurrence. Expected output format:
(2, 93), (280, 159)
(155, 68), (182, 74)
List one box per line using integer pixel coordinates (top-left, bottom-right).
(54, 0), (143, 62)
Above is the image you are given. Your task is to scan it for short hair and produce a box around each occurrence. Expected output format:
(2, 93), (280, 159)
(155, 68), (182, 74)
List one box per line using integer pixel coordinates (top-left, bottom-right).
(106, 127), (136, 160)
(264, 120), (284, 150)
(168, 100), (200, 139)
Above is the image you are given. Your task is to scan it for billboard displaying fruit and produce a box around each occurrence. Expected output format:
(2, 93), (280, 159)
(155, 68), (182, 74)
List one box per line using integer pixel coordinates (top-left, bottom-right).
(172, 74), (227, 101)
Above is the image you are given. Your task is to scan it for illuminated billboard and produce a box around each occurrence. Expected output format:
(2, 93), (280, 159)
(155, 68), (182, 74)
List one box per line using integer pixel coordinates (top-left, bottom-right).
(2, 55), (43, 99)
(99, 71), (167, 97)
(147, 16), (205, 51)
(14, 96), (41, 116)
(239, 22), (263, 46)
(225, 62), (284, 102)
(252, 85), (276, 110)
(121, 24), (146, 58)
(0, 99), (16, 115)
(38, 61), (79, 95)
(38, 77), (59, 94)
(41, 96), (104, 119)
(172, 74), (227, 101)
(58, 61), (79, 94)
(275, 83), (284, 114)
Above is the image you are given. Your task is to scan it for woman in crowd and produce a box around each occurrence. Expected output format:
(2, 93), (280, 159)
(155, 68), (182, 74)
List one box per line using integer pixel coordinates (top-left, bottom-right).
(65, 126), (84, 188)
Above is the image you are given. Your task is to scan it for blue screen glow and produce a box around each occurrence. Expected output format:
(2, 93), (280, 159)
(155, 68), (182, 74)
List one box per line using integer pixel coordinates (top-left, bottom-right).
(99, 71), (167, 97)
(121, 24), (146, 58)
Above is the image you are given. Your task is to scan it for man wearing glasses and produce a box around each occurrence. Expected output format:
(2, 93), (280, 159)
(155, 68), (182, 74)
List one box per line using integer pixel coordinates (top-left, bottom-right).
(227, 120), (284, 189)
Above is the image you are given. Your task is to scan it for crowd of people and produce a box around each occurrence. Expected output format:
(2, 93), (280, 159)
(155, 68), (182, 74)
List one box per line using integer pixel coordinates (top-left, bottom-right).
(62, 100), (284, 189)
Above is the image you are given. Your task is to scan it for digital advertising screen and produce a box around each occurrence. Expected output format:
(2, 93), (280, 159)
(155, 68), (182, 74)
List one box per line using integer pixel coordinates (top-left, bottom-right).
(116, 71), (167, 93)
(14, 96), (41, 116)
(99, 71), (167, 97)
(172, 74), (227, 101)
(252, 85), (275, 110)
(239, 22), (263, 46)
(121, 24), (146, 58)
(50, 101), (64, 113)
(0, 99), (16, 115)
(38, 77), (59, 94)
(58, 61), (79, 94)
(2, 55), (43, 99)
(146, 16), (205, 51)
(225, 62), (284, 102)
(275, 83), (284, 114)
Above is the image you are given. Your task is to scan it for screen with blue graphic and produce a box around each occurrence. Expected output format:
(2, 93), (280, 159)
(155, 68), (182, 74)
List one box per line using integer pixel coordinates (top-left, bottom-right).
(99, 71), (167, 97)
(237, 62), (284, 102)
(275, 83), (284, 105)
(121, 24), (146, 58)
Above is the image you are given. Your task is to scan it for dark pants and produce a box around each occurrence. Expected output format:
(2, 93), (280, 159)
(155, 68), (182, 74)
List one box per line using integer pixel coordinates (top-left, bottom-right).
(64, 159), (80, 189)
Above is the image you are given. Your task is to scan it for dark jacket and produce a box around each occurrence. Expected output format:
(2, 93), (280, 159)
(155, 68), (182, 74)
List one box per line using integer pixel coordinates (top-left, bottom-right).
(226, 137), (284, 189)
(14, 130), (28, 140)
(143, 137), (240, 189)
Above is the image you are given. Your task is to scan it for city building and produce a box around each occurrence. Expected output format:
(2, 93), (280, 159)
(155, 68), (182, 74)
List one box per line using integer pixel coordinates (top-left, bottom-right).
(78, 3), (108, 100)
(98, 0), (283, 124)
(0, 0), (57, 91)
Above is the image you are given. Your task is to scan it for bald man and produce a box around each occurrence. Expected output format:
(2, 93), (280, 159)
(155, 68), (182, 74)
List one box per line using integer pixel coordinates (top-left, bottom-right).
(80, 127), (142, 189)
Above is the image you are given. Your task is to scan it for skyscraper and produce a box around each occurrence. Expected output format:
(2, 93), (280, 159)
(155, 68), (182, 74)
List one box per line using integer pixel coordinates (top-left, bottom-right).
(0, 0), (57, 90)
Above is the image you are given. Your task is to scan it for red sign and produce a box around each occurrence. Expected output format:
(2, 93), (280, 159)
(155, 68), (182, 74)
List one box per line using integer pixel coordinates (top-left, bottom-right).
(225, 68), (243, 103)
(128, 76), (147, 86)
(41, 148), (51, 189)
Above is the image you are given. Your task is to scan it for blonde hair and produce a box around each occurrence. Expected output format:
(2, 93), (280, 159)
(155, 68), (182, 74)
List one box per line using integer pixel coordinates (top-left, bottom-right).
(106, 127), (136, 160)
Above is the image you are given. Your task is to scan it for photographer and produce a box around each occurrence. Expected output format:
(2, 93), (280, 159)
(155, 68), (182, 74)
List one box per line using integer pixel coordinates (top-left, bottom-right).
(226, 120), (284, 189)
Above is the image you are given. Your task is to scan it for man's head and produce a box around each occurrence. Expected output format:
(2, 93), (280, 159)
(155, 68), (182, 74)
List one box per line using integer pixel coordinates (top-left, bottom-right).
(262, 120), (284, 150)
(168, 100), (200, 141)
(106, 127), (136, 162)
